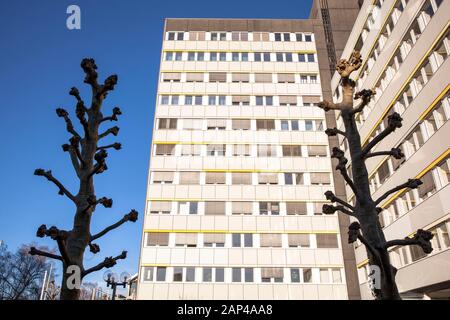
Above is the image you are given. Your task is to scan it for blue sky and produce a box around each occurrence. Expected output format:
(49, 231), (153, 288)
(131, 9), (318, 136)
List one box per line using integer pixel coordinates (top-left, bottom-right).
(0, 0), (313, 289)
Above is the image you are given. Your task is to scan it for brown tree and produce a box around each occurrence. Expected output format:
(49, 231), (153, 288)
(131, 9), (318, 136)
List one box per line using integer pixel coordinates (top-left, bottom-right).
(29, 58), (138, 300)
(318, 51), (434, 300)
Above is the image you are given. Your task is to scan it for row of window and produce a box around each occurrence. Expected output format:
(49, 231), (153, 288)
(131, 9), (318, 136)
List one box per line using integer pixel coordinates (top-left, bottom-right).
(159, 94), (321, 106)
(166, 31), (314, 42)
(164, 51), (316, 63)
(144, 232), (340, 249)
(359, 218), (450, 283)
(151, 171), (331, 186)
(380, 154), (450, 228)
(154, 144), (329, 158)
(367, 92), (450, 197)
(147, 201), (332, 216)
(157, 118), (325, 132)
(142, 266), (342, 284)
(337, 3), (448, 135)
(161, 72), (318, 84)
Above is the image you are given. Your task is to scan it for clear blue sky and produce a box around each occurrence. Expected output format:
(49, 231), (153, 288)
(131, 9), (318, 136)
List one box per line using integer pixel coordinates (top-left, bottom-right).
(0, 0), (313, 287)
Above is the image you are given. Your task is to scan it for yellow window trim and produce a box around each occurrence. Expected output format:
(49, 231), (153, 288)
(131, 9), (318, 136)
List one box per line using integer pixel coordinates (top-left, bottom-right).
(380, 148), (450, 208)
(356, 259), (369, 269)
(143, 229), (339, 235)
(361, 22), (450, 146)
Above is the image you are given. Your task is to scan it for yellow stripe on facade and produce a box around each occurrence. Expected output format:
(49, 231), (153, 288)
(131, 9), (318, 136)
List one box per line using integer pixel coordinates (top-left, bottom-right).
(356, 259), (369, 269)
(381, 148), (450, 208)
(361, 22), (450, 147)
(143, 229), (339, 234)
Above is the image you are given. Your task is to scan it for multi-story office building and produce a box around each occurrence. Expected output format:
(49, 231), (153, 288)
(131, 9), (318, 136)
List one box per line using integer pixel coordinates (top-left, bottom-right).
(137, 16), (361, 300)
(330, 0), (450, 299)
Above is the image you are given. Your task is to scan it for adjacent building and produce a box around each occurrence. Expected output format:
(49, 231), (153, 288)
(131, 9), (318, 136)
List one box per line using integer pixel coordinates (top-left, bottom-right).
(330, 0), (450, 299)
(136, 2), (367, 298)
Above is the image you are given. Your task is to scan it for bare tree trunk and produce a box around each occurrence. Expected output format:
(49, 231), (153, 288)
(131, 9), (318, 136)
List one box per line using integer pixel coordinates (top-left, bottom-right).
(29, 59), (138, 300)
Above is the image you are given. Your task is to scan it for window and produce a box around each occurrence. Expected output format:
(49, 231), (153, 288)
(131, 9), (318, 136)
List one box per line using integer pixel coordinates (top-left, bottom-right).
(232, 201), (253, 215)
(255, 96), (273, 106)
(178, 201), (198, 215)
(288, 234), (310, 247)
(290, 268), (300, 283)
(205, 172), (226, 184)
(207, 119), (226, 130)
(258, 173), (278, 185)
(232, 268), (241, 282)
(253, 32), (269, 41)
(417, 171), (436, 201)
(298, 54), (306, 62)
(279, 96), (297, 106)
(152, 171), (174, 184)
(295, 33), (303, 42)
(207, 144), (226, 156)
(186, 73), (204, 82)
(181, 144), (201, 156)
(165, 52), (173, 61)
(156, 267), (166, 281)
(179, 171), (200, 184)
(208, 95), (226, 106)
(142, 267), (154, 281)
(261, 268), (283, 283)
(215, 268), (224, 282)
(173, 267), (182, 282)
(183, 119), (203, 130)
(259, 202), (279, 215)
(314, 202), (327, 215)
(160, 95), (170, 105)
(155, 144), (175, 156)
(255, 73), (272, 83)
(203, 268), (212, 282)
(260, 234), (282, 247)
(158, 118), (177, 130)
(332, 269), (342, 283)
(232, 32), (248, 41)
(282, 145), (302, 157)
(204, 233), (225, 247)
(308, 145), (328, 157)
(148, 201), (171, 214)
(232, 172), (252, 185)
(320, 269), (330, 283)
(258, 145), (277, 157)
(284, 173), (303, 185)
(175, 233), (197, 247)
(162, 72), (181, 82)
(303, 268), (312, 283)
(277, 73), (295, 83)
(304, 34), (312, 42)
(232, 234), (241, 247)
(286, 202), (307, 215)
(233, 144), (251, 157)
(209, 72), (227, 82)
(245, 268), (254, 282)
(189, 31), (205, 41)
(244, 234), (253, 247)
(232, 73), (249, 83)
(232, 95), (250, 106)
(316, 234), (339, 248)
(205, 201), (226, 215)
(232, 119), (251, 130)
(310, 173), (331, 185)
(146, 233), (169, 246)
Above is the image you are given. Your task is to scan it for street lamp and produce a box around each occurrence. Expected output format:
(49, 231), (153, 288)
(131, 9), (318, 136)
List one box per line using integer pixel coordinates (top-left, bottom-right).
(103, 271), (130, 300)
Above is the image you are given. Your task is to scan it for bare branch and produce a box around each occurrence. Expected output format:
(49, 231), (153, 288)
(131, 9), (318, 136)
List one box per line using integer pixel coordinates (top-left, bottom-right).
(324, 190), (355, 211)
(90, 210), (138, 242)
(97, 142), (122, 151)
(336, 51), (362, 78)
(100, 107), (122, 123)
(361, 112), (403, 157)
(80, 58), (100, 93)
(36, 225), (72, 264)
(318, 100), (343, 112)
(331, 147), (358, 195)
(325, 127), (347, 138)
(322, 204), (355, 217)
(88, 150), (108, 178)
(364, 147), (404, 160)
(99, 126), (120, 139)
(29, 247), (62, 261)
(385, 229), (434, 254)
(56, 108), (80, 138)
(374, 179), (422, 206)
(34, 169), (76, 202)
(351, 89), (375, 115)
(89, 243), (100, 254)
(82, 251), (127, 277)
(69, 87), (87, 112)
(96, 75), (118, 100)
(62, 143), (81, 173)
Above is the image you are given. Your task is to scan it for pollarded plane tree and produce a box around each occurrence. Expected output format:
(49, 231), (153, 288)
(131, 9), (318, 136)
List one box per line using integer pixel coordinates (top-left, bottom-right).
(29, 59), (138, 300)
(318, 51), (434, 300)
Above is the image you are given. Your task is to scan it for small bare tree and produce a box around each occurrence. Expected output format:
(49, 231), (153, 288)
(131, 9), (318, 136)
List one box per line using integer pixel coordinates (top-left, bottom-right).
(318, 51), (434, 300)
(29, 58), (138, 300)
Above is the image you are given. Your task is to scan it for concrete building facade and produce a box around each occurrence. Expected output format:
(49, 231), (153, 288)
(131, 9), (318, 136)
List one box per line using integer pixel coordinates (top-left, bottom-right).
(330, 0), (450, 299)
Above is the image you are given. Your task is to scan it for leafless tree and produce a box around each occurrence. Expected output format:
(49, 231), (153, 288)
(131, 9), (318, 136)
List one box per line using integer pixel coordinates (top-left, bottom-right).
(29, 58), (138, 300)
(318, 51), (434, 300)
(0, 243), (51, 300)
